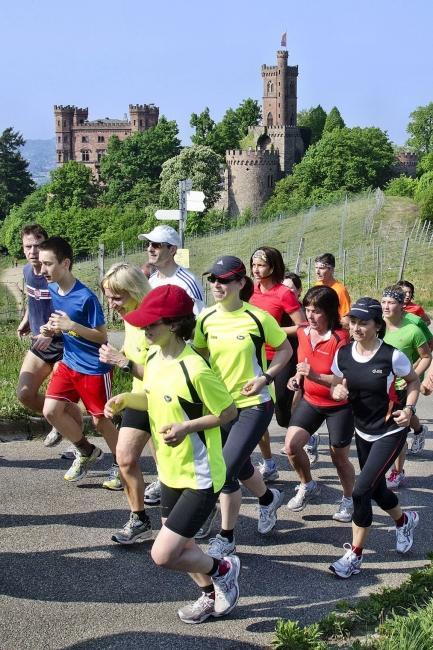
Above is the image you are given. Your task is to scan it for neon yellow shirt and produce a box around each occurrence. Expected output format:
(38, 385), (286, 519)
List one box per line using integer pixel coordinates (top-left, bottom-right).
(194, 302), (287, 408)
(143, 345), (232, 491)
(122, 320), (148, 393)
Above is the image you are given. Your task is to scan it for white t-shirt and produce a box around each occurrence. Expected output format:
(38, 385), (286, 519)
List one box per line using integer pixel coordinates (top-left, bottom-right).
(149, 266), (205, 315)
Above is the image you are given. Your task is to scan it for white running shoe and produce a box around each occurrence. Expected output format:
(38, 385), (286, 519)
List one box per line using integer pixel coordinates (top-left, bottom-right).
(64, 446), (102, 482)
(386, 469), (406, 490)
(329, 543), (362, 578)
(111, 512), (153, 545)
(396, 511), (419, 553)
(44, 428), (62, 447)
(177, 593), (215, 624)
(410, 425), (427, 454)
(287, 481), (321, 512)
(257, 460), (279, 482)
(207, 534), (236, 559)
(212, 555), (241, 617)
(144, 479), (161, 505)
(332, 496), (354, 523)
(258, 488), (284, 534)
(304, 433), (320, 466)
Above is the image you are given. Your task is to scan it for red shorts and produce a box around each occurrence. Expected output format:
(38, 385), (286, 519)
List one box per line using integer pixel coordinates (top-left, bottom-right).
(46, 361), (112, 417)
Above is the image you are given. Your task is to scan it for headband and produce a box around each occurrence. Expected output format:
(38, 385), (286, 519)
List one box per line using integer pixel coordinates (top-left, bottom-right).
(382, 288), (404, 304)
(252, 249), (268, 262)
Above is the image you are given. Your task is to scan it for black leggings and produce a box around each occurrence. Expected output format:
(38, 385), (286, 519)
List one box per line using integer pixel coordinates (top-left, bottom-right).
(352, 429), (408, 528)
(271, 353), (297, 428)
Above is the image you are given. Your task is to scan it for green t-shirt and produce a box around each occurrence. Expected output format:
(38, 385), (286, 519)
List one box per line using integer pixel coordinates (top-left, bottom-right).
(404, 312), (433, 344)
(193, 301), (287, 408)
(142, 345), (232, 492)
(123, 320), (148, 393)
(384, 314), (428, 389)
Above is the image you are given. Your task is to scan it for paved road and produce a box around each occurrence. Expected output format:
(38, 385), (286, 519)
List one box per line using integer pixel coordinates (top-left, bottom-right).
(1, 398), (432, 649)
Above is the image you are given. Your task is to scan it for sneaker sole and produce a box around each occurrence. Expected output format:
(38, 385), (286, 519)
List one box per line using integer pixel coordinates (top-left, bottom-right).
(44, 436), (62, 447)
(178, 610), (214, 624)
(212, 556), (241, 617)
(143, 497), (161, 505)
(329, 564), (361, 579)
(258, 490), (285, 535)
(102, 483), (124, 491)
(332, 514), (353, 523)
(111, 529), (153, 544)
(63, 449), (103, 482)
(287, 488), (321, 512)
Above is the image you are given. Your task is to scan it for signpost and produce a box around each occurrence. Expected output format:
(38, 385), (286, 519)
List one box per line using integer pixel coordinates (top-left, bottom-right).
(155, 180), (206, 248)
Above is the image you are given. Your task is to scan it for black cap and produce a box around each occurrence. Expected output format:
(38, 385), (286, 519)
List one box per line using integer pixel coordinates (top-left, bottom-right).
(348, 297), (383, 320)
(205, 255), (246, 279)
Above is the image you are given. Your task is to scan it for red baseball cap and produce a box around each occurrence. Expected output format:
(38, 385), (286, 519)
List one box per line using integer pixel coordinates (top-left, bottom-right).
(124, 285), (194, 327)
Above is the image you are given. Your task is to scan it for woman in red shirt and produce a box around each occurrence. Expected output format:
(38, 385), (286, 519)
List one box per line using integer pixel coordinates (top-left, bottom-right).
(249, 246), (305, 481)
(284, 285), (355, 522)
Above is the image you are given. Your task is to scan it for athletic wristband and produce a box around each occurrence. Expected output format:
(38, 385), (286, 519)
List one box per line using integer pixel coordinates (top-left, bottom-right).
(121, 359), (133, 374)
(261, 372), (274, 385)
(403, 404), (416, 415)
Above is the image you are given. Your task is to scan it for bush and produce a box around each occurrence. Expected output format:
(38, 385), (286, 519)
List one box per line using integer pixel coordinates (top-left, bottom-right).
(385, 175), (418, 198)
(273, 620), (326, 650)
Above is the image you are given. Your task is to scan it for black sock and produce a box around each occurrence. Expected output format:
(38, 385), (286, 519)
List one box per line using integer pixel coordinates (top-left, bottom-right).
(74, 437), (94, 457)
(220, 528), (234, 542)
(414, 427), (422, 435)
(202, 584), (215, 597)
(112, 455), (118, 466)
(206, 558), (220, 576)
(133, 510), (149, 524)
(259, 488), (274, 506)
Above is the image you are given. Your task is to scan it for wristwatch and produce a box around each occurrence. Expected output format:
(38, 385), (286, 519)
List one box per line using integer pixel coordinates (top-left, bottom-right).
(403, 404), (416, 415)
(261, 372), (274, 385)
(121, 360), (133, 373)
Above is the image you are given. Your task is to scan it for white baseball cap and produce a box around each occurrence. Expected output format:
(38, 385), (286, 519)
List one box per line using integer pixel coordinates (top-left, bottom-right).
(138, 225), (181, 247)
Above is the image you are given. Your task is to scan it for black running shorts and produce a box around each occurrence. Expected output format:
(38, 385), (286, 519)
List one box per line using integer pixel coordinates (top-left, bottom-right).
(289, 397), (354, 448)
(160, 482), (219, 539)
(30, 336), (63, 365)
(120, 407), (150, 433)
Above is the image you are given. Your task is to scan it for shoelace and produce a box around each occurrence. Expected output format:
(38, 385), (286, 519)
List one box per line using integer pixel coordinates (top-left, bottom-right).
(193, 594), (213, 610)
(388, 469), (399, 482)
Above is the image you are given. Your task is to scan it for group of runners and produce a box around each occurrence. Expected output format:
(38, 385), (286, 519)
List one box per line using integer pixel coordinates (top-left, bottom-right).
(16, 222), (432, 624)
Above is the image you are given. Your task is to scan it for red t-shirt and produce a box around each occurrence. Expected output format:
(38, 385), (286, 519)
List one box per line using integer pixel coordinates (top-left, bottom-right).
(250, 282), (302, 359)
(297, 325), (350, 407)
(404, 301), (427, 319)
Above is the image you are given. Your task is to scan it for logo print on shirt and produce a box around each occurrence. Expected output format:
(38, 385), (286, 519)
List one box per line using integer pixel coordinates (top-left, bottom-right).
(164, 395), (172, 402)
(237, 335), (245, 340)
(372, 368), (383, 374)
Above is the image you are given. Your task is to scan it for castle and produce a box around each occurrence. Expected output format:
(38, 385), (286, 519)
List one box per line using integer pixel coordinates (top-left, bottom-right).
(217, 49), (305, 216)
(54, 104), (159, 176)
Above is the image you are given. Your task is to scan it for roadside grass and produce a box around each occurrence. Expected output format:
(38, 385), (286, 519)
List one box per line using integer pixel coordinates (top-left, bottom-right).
(272, 555), (433, 649)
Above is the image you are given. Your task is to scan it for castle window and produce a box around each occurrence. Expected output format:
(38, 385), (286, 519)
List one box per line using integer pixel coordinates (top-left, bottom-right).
(133, 120), (136, 126)
(97, 135), (105, 143)
(58, 153), (62, 163)
(81, 136), (89, 143)
(139, 119), (143, 126)
(64, 135), (68, 143)
(267, 81), (274, 94)
(97, 150), (105, 162)
(79, 119), (84, 125)
(58, 136), (61, 143)
(81, 150), (90, 162)
(267, 175), (274, 188)
(57, 120), (60, 127)
(267, 112), (273, 127)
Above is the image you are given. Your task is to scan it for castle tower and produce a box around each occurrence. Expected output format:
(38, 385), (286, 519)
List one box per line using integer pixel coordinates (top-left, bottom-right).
(129, 104), (159, 132)
(261, 49), (298, 128)
(73, 107), (88, 127)
(54, 105), (76, 164)
(225, 149), (281, 217)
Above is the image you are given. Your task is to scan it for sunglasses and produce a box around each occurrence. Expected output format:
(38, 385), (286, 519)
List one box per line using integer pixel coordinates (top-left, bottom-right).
(207, 274), (239, 284)
(147, 241), (172, 249)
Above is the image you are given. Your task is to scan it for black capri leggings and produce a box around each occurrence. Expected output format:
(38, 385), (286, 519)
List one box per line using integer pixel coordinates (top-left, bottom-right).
(221, 401), (274, 494)
(352, 428), (408, 528)
(271, 352), (297, 428)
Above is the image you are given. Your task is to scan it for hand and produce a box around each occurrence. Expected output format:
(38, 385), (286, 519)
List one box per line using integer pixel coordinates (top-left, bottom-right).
(104, 394), (127, 418)
(17, 324), (30, 339)
(49, 310), (73, 332)
(422, 372), (433, 393)
(392, 408), (411, 427)
(241, 375), (267, 396)
(296, 357), (310, 378)
(32, 335), (53, 351)
(288, 375), (301, 391)
(99, 343), (126, 367)
(420, 382), (432, 396)
(331, 378), (349, 401)
(40, 322), (57, 337)
(159, 422), (189, 447)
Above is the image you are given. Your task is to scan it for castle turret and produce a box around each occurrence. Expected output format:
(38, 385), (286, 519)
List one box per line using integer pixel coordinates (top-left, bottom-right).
(73, 107), (88, 127)
(129, 104), (159, 132)
(225, 149), (281, 217)
(54, 105), (75, 164)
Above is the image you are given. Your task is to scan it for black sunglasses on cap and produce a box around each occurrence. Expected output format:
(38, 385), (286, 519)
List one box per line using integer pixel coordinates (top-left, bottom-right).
(207, 274), (240, 284)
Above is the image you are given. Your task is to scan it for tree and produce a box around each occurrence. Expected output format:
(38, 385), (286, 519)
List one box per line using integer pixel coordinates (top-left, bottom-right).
(48, 161), (99, 210)
(297, 105), (327, 145)
(406, 103), (433, 156)
(385, 175), (418, 198)
(159, 145), (223, 211)
(100, 116), (181, 204)
(190, 108), (216, 146)
(323, 107), (345, 134)
(0, 185), (49, 257)
(0, 128), (35, 221)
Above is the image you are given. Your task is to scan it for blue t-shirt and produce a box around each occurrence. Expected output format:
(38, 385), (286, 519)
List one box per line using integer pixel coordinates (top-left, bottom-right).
(48, 279), (111, 375)
(23, 263), (55, 336)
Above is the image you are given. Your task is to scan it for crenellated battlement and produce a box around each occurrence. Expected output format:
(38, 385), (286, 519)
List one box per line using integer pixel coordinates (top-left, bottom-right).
(226, 148), (280, 166)
(129, 104), (159, 113)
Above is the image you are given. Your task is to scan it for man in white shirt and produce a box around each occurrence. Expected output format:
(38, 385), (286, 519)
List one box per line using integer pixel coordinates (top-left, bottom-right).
(138, 225), (204, 315)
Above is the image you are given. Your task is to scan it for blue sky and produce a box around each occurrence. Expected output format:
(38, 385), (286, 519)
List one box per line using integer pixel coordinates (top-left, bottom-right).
(2, 0), (432, 145)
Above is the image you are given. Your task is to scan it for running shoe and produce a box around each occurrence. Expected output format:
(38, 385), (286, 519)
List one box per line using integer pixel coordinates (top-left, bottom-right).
(258, 488), (284, 534)
(257, 460), (279, 482)
(111, 512), (153, 544)
(410, 425), (427, 454)
(304, 433), (320, 466)
(63, 446), (103, 482)
(396, 511), (419, 553)
(44, 428), (62, 447)
(212, 555), (241, 617)
(279, 446), (287, 456)
(287, 481), (321, 512)
(102, 464), (123, 491)
(207, 534), (236, 559)
(195, 506), (218, 540)
(60, 444), (77, 460)
(329, 543), (362, 578)
(332, 496), (354, 523)
(386, 469), (406, 490)
(144, 479), (161, 505)
(177, 593), (215, 624)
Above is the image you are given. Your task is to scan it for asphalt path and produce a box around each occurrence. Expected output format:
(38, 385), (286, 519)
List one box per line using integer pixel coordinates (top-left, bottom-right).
(1, 398), (433, 649)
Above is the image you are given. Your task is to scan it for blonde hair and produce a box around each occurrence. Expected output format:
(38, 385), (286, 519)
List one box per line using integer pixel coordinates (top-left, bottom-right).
(101, 262), (150, 307)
